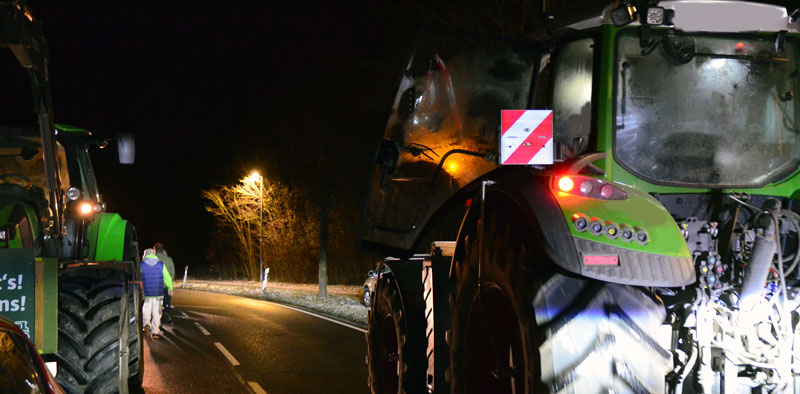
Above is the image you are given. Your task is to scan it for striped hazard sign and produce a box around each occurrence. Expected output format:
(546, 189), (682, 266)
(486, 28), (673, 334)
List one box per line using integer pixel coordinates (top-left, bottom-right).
(500, 110), (553, 165)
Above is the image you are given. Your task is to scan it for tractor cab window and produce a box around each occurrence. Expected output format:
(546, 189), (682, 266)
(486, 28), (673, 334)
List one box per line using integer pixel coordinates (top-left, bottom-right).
(536, 38), (595, 159)
(614, 29), (800, 187)
(361, 32), (538, 251)
(0, 135), (71, 217)
(76, 150), (99, 201)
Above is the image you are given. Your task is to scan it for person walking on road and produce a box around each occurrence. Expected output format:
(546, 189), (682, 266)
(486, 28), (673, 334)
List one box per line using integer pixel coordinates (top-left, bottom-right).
(154, 242), (176, 324)
(141, 248), (173, 339)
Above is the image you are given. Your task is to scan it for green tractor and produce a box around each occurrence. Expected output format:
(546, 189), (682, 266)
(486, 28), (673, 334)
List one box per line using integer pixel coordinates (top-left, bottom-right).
(361, 1), (800, 393)
(0, 2), (143, 393)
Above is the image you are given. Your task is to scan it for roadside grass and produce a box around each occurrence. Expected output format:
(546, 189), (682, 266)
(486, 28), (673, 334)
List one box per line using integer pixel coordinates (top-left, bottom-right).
(179, 280), (368, 328)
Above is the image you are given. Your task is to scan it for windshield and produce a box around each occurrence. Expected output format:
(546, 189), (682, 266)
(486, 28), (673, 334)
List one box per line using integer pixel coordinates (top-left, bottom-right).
(615, 30), (800, 187)
(0, 134), (70, 206)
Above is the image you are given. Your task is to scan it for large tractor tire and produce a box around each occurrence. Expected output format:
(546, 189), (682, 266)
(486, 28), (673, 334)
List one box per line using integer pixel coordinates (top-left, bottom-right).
(449, 195), (672, 394)
(122, 224), (144, 390)
(55, 267), (142, 394)
(366, 267), (427, 394)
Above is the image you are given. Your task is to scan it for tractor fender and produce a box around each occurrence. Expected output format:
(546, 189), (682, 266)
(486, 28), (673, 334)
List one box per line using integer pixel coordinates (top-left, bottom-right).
(85, 213), (128, 262)
(380, 256), (426, 312)
(450, 170), (580, 280)
(451, 170), (695, 287)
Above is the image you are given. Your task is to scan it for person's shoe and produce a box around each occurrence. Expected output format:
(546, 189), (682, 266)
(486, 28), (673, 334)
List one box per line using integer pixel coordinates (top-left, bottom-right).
(152, 334), (160, 340)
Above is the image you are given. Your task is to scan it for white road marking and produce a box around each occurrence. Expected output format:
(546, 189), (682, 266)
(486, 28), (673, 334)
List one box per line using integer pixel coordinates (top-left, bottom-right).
(194, 322), (211, 336)
(179, 310), (189, 318)
(262, 300), (367, 333)
(214, 342), (240, 366)
(248, 381), (268, 394)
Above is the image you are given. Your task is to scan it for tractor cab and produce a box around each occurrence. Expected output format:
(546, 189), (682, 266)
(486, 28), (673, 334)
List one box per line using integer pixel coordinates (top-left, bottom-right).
(361, 0), (800, 255)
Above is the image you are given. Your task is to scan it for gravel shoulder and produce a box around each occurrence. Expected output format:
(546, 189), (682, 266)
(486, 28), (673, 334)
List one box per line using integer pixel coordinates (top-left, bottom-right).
(179, 279), (368, 328)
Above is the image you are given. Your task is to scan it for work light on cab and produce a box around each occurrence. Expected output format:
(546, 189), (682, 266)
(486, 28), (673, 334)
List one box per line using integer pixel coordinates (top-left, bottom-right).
(66, 187), (81, 201)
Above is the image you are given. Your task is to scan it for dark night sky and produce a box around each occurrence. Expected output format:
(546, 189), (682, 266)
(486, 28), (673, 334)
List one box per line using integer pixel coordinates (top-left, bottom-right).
(25, 2), (403, 275)
(23, 2), (800, 278)
(28, 1), (711, 277)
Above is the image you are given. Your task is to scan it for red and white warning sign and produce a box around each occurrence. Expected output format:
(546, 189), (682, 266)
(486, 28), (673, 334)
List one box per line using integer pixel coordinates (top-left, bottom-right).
(500, 110), (553, 165)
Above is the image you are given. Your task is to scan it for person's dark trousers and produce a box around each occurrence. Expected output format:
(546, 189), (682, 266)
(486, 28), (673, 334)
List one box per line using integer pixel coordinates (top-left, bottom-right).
(162, 287), (173, 324)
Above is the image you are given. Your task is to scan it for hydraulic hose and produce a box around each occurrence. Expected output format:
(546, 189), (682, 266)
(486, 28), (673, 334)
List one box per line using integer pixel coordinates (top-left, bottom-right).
(740, 207), (778, 311)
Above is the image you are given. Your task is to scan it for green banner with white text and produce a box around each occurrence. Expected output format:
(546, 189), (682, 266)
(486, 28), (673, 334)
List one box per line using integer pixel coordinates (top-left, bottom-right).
(0, 249), (35, 340)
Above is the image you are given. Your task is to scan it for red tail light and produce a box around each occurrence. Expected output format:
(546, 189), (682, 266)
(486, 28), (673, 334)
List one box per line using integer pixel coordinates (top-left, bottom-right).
(553, 175), (627, 200)
(557, 176), (575, 192)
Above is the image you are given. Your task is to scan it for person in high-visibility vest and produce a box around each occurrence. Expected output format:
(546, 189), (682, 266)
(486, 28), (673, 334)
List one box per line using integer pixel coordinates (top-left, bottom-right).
(141, 248), (173, 339)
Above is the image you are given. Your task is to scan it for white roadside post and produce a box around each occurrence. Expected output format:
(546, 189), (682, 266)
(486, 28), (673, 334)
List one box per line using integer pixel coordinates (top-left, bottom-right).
(182, 266), (188, 287)
(261, 268), (270, 294)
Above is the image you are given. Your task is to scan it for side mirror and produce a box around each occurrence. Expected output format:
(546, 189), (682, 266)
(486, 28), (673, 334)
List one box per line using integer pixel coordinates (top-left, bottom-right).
(117, 133), (135, 164)
(368, 270), (376, 277)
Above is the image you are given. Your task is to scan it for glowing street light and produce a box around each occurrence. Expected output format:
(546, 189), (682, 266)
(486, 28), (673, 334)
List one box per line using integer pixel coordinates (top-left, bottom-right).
(251, 170), (264, 281)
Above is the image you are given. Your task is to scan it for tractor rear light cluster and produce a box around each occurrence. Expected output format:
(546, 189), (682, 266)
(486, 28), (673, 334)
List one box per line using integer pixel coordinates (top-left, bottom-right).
(572, 214), (648, 244)
(554, 176), (627, 200)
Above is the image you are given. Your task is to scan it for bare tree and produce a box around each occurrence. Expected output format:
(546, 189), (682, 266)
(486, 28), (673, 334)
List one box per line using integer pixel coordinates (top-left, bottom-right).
(202, 175), (317, 281)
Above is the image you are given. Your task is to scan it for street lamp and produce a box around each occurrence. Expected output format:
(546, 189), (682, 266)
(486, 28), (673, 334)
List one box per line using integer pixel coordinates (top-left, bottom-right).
(250, 171), (263, 282)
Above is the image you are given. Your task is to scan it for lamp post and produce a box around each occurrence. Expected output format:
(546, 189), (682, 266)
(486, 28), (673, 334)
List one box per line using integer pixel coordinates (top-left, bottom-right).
(251, 171), (264, 282)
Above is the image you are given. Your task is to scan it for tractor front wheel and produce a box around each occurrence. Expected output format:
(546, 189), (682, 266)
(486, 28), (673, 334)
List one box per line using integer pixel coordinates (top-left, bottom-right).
(55, 267), (142, 394)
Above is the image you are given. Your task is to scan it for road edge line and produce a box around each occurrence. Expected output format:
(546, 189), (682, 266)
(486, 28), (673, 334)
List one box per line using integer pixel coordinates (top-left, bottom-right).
(262, 300), (367, 333)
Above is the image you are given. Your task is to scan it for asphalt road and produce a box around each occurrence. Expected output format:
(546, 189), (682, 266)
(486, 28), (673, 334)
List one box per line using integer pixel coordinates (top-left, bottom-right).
(140, 288), (370, 394)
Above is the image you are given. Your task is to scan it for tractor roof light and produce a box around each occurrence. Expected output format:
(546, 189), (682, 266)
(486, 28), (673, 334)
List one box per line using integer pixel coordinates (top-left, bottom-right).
(611, 4), (638, 27)
(645, 6), (665, 25)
